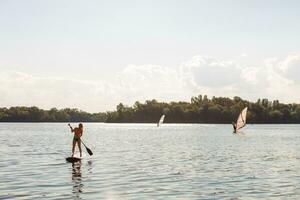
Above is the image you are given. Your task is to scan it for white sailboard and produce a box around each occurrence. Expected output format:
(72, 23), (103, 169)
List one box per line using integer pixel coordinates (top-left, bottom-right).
(235, 107), (248, 131)
(157, 114), (165, 127)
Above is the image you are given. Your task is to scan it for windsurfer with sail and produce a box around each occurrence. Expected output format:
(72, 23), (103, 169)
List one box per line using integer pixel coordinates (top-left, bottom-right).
(157, 114), (165, 127)
(69, 123), (83, 157)
(232, 107), (248, 133)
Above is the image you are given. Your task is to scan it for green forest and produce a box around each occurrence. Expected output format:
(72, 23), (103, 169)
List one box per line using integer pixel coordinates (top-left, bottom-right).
(1, 95), (300, 123)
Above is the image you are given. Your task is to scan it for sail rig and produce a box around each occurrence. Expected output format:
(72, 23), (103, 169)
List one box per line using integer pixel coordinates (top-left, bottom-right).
(157, 114), (165, 127)
(236, 107), (248, 131)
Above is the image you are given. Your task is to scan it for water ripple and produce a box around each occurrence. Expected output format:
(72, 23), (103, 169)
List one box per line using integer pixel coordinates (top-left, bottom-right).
(0, 123), (299, 199)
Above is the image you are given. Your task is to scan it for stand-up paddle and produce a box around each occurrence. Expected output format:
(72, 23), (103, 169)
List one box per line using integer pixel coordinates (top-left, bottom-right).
(68, 124), (93, 156)
(80, 139), (93, 156)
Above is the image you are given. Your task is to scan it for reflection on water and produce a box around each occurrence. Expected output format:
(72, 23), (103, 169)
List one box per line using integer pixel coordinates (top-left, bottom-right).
(72, 161), (83, 199)
(71, 160), (93, 199)
(87, 160), (93, 172)
(233, 131), (246, 137)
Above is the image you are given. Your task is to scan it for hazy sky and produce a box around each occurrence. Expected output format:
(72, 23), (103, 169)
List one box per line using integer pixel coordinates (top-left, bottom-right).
(1, 0), (300, 112)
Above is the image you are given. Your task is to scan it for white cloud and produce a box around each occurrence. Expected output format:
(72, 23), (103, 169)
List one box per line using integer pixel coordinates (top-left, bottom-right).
(260, 54), (300, 102)
(277, 54), (300, 84)
(117, 64), (187, 102)
(180, 55), (241, 88)
(240, 67), (260, 84)
(0, 71), (117, 112)
(1, 54), (300, 112)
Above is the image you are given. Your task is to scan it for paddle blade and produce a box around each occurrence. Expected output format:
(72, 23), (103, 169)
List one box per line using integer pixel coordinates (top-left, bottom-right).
(86, 147), (93, 156)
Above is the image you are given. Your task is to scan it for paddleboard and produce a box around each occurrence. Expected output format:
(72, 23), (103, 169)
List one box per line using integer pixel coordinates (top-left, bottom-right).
(66, 157), (82, 163)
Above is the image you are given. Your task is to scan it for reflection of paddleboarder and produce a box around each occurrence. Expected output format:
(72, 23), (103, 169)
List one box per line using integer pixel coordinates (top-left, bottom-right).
(232, 122), (237, 133)
(68, 123), (83, 157)
(72, 162), (83, 196)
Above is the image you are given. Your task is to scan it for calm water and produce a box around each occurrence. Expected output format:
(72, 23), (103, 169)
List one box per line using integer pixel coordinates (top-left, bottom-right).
(0, 123), (299, 199)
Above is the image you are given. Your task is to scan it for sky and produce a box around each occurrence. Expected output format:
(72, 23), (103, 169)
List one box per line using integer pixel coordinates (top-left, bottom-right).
(1, 0), (300, 112)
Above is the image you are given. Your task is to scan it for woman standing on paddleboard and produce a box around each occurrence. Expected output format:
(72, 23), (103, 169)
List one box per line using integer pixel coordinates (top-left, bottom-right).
(68, 123), (83, 157)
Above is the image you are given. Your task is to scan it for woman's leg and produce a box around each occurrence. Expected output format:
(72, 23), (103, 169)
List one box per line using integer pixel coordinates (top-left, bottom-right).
(72, 139), (76, 157)
(78, 140), (82, 157)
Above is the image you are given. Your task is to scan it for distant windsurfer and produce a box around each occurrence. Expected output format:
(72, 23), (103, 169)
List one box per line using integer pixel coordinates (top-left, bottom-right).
(68, 123), (83, 157)
(232, 122), (237, 133)
(232, 107), (248, 133)
(157, 114), (165, 127)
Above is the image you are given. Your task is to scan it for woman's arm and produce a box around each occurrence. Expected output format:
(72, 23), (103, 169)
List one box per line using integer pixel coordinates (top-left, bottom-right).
(68, 124), (74, 132)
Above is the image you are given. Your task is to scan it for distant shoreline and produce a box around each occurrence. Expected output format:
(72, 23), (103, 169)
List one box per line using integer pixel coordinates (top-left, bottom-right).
(1, 95), (300, 123)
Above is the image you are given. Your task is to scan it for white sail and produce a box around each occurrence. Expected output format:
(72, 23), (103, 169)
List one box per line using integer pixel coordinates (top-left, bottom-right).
(157, 115), (165, 127)
(236, 107), (248, 130)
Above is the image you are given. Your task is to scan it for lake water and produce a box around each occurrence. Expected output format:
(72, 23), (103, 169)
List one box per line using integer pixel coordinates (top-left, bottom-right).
(0, 123), (299, 199)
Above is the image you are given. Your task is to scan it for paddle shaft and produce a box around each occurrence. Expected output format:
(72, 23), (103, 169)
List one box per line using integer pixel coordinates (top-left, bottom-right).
(80, 139), (88, 149)
(68, 124), (93, 156)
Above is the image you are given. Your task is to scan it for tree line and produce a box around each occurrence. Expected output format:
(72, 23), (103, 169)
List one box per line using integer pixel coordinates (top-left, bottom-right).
(1, 95), (300, 123)
(0, 107), (106, 122)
